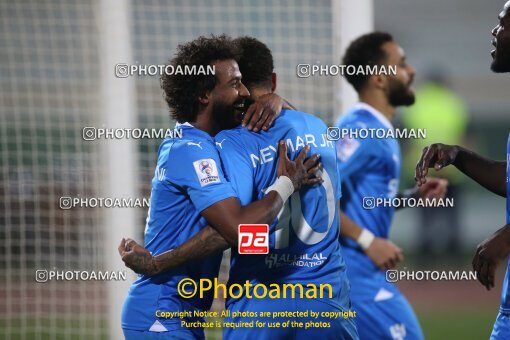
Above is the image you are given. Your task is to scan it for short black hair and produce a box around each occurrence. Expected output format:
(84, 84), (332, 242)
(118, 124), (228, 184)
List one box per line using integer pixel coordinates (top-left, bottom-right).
(342, 32), (393, 92)
(234, 36), (274, 90)
(160, 34), (239, 123)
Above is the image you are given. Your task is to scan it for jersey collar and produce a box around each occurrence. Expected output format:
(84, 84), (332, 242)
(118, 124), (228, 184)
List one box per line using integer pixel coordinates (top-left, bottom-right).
(175, 122), (193, 128)
(175, 122), (214, 142)
(354, 102), (394, 130)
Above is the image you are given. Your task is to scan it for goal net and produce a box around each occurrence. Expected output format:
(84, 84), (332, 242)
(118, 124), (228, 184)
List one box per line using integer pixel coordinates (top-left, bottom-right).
(0, 0), (371, 338)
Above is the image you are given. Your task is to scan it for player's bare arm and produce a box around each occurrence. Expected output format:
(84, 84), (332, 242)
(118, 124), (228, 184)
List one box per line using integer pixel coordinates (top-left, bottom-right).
(242, 92), (298, 132)
(242, 93), (284, 132)
(119, 143), (322, 275)
(340, 210), (403, 270)
(118, 225), (228, 276)
(472, 223), (510, 290)
(201, 142), (322, 246)
(241, 75), (296, 132)
(415, 143), (506, 197)
(394, 178), (448, 210)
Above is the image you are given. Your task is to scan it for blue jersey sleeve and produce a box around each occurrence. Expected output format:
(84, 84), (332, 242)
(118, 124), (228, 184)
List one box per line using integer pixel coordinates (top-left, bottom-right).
(169, 140), (237, 212)
(215, 135), (254, 206)
(335, 124), (375, 179)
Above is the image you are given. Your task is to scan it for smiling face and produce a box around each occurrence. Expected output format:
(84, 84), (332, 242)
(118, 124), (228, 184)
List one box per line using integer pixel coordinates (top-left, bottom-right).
(491, 1), (510, 73)
(209, 59), (250, 130)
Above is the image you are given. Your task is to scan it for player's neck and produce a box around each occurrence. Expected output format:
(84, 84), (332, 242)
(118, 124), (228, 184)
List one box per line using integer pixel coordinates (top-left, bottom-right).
(193, 111), (220, 136)
(358, 94), (395, 122)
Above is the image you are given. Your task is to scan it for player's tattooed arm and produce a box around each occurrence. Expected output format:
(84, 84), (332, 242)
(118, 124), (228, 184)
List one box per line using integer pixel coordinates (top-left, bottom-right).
(118, 238), (158, 275)
(340, 210), (403, 270)
(118, 226), (228, 276)
(472, 223), (510, 290)
(201, 142), (322, 247)
(415, 143), (506, 197)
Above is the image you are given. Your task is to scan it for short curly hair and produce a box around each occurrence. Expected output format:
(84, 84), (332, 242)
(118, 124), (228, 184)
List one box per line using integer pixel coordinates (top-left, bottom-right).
(234, 36), (274, 90)
(342, 32), (393, 92)
(160, 35), (240, 123)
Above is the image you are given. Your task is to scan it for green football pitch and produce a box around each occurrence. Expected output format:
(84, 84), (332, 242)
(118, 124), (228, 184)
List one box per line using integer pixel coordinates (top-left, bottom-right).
(417, 307), (496, 340)
(204, 307), (497, 339)
(0, 307), (498, 339)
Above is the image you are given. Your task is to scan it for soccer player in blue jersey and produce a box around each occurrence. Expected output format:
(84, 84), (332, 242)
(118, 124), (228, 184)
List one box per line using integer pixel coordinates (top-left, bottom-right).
(335, 32), (448, 340)
(120, 35), (320, 340)
(416, 3), (510, 339)
(216, 36), (357, 340)
(120, 36), (359, 339)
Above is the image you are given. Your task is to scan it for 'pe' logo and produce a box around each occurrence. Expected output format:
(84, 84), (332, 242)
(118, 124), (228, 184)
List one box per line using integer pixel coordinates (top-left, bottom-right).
(238, 224), (269, 254)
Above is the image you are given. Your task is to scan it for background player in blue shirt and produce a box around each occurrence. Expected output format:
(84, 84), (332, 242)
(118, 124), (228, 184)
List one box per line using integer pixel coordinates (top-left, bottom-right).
(335, 32), (447, 340)
(121, 35), (319, 340)
(120, 36), (359, 340)
(416, 3), (510, 339)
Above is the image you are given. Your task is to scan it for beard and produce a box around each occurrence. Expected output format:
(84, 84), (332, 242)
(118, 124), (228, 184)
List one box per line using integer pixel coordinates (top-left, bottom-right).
(211, 98), (245, 131)
(387, 77), (416, 107)
(491, 49), (510, 73)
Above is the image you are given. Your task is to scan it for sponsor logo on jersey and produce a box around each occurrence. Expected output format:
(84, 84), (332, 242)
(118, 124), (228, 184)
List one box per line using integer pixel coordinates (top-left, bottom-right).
(265, 252), (327, 269)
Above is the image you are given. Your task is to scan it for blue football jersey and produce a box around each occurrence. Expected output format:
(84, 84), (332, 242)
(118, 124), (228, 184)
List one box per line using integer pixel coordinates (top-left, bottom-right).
(335, 103), (401, 280)
(215, 109), (350, 309)
(500, 133), (510, 314)
(122, 122), (237, 331)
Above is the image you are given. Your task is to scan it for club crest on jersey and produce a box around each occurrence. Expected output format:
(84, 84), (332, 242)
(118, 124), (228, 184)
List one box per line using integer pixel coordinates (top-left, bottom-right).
(337, 137), (360, 161)
(193, 158), (220, 186)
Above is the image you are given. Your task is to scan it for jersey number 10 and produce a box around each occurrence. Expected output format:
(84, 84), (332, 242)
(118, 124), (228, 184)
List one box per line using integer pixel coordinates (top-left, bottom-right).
(272, 169), (336, 249)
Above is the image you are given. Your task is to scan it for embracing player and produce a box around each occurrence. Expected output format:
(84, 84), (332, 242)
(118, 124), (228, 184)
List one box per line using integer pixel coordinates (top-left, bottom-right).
(120, 36), (359, 339)
(334, 32), (448, 340)
(120, 35), (320, 339)
(415, 2), (510, 339)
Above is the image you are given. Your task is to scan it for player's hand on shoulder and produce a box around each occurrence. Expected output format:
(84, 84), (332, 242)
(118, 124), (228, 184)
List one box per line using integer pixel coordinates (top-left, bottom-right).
(472, 224), (510, 290)
(418, 177), (448, 199)
(365, 238), (404, 270)
(415, 143), (459, 186)
(118, 238), (158, 276)
(243, 93), (283, 132)
(276, 141), (323, 192)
